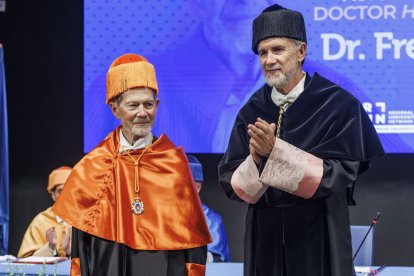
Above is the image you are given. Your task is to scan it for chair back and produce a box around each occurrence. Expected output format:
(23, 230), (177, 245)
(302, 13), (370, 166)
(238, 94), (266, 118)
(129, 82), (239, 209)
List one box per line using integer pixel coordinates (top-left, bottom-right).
(351, 225), (374, 266)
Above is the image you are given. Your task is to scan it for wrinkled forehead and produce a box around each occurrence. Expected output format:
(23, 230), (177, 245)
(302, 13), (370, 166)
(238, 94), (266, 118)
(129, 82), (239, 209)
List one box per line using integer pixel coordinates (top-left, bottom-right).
(258, 36), (296, 50)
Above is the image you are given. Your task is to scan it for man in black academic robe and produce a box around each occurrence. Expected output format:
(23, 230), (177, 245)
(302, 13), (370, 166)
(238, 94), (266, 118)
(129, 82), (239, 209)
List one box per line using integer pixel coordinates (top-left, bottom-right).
(218, 4), (384, 276)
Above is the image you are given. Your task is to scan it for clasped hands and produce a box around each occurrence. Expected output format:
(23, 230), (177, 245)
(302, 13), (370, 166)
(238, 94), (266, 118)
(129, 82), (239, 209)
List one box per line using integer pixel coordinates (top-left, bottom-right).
(46, 226), (72, 257)
(247, 118), (276, 166)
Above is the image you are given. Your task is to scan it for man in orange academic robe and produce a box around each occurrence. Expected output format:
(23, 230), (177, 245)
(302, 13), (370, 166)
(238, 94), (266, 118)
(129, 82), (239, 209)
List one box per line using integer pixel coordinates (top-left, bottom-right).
(53, 54), (211, 276)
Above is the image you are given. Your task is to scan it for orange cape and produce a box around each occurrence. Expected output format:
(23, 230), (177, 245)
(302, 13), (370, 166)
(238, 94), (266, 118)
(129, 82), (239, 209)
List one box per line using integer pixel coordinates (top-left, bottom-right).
(52, 128), (211, 250)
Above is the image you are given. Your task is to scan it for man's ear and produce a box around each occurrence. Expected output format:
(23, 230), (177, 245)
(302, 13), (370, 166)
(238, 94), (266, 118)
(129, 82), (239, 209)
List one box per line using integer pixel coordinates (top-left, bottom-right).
(155, 98), (160, 110)
(195, 182), (202, 193)
(109, 102), (120, 119)
(298, 43), (307, 63)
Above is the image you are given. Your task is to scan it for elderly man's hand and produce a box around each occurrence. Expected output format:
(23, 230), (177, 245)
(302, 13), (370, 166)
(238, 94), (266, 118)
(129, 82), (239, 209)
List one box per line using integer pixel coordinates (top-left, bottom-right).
(46, 227), (57, 251)
(247, 118), (276, 158)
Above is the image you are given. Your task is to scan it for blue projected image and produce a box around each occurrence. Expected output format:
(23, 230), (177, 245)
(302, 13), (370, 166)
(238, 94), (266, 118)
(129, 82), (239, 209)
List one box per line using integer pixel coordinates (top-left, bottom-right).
(84, 0), (414, 153)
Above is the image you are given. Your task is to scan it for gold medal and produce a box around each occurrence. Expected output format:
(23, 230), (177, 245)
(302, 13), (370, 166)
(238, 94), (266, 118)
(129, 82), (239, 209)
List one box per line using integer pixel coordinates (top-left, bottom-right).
(131, 197), (144, 215)
(118, 132), (152, 216)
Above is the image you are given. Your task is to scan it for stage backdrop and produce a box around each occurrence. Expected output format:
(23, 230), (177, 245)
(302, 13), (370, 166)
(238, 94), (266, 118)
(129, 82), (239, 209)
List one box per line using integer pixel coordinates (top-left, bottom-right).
(1, 0), (414, 265)
(84, 0), (414, 153)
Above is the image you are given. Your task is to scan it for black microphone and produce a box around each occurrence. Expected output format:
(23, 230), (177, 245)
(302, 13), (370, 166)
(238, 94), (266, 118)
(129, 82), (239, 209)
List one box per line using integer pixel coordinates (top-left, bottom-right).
(352, 212), (380, 262)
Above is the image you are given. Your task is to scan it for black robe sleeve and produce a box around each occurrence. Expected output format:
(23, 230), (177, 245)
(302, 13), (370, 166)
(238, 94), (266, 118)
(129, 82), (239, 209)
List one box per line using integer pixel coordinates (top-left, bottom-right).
(312, 159), (360, 202)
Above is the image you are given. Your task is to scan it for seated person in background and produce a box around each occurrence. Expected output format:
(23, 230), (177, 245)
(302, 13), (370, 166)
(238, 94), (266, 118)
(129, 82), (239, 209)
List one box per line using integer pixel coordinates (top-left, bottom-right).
(187, 154), (230, 262)
(18, 166), (72, 258)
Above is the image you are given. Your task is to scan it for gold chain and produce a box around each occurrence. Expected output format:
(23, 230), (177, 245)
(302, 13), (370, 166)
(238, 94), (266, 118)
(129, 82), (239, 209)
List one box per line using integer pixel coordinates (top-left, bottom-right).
(118, 134), (152, 196)
(276, 103), (289, 138)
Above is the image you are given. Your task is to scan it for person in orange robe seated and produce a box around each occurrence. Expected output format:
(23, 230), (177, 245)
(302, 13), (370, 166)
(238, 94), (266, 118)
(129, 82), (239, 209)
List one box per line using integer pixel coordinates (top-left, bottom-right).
(52, 53), (212, 276)
(18, 166), (72, 258)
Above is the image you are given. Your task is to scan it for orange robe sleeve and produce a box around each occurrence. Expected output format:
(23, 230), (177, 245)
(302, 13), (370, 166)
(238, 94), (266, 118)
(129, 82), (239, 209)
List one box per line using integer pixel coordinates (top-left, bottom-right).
(70, 258), (81, 276)
(186, 263), (206, 276)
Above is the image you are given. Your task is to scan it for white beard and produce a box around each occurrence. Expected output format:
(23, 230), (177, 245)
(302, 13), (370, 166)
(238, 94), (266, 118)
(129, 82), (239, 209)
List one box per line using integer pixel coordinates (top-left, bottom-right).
(265, 63), (298, 89)
(265, 74), (288, 88)
(131, 124), (152, 138)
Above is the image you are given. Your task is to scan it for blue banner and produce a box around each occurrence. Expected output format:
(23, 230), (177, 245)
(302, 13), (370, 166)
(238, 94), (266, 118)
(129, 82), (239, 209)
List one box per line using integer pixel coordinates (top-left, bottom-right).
(0, 46), (9, 255)
(84, 0), (414, 153)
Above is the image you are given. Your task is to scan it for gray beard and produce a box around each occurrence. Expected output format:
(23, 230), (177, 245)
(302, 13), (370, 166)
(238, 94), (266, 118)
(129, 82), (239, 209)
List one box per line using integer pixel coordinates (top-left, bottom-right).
(265, 74), (288, 89)
(265, 64), (298, 89)
(131, 124), (152, 138)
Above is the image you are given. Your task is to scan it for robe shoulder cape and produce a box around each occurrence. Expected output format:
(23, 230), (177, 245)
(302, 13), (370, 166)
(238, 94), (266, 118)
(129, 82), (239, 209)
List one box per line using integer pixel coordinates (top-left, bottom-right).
(53, 128), (212, 250)
(219, 72), (384, 203)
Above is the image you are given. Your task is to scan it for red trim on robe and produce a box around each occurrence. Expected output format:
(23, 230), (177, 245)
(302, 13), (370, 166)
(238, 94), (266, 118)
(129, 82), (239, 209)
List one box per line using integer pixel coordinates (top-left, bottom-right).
(296, 153), (323, 198)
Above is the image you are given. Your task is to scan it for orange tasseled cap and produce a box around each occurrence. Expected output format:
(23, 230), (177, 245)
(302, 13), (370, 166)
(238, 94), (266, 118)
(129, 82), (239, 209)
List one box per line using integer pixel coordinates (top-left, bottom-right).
(105, 53), (158, 104)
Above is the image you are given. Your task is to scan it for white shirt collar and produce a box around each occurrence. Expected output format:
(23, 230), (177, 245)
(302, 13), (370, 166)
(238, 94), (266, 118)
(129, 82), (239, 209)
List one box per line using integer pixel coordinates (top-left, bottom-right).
(119, 129), (152, 153)
(55, 215), (68, 226)
(271, 72), (306, 107)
